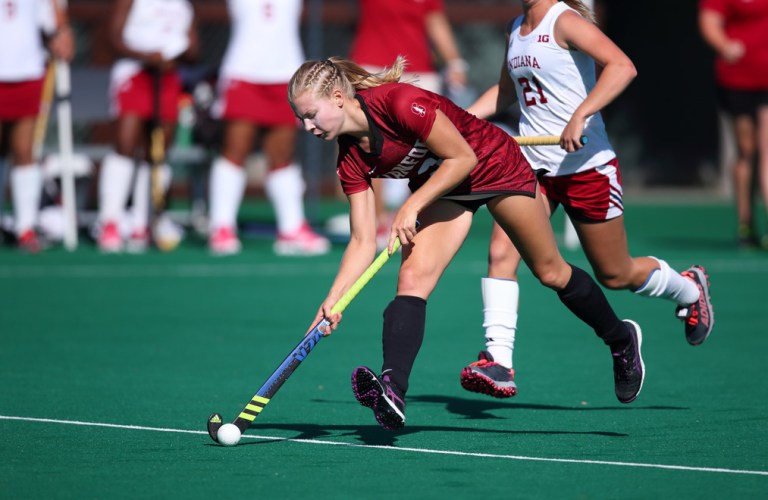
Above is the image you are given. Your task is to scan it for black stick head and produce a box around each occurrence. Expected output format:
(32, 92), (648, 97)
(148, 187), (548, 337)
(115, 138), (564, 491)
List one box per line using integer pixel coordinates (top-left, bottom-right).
(207, 413), (223, 443)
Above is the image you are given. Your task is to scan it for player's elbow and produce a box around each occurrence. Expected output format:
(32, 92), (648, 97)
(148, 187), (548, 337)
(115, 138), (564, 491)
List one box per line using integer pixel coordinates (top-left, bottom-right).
(621, 59), (638, 83)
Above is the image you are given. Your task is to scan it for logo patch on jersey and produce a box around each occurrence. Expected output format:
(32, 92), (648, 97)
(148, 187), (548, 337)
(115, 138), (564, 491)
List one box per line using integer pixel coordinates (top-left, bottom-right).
(411, 102), (426, 118)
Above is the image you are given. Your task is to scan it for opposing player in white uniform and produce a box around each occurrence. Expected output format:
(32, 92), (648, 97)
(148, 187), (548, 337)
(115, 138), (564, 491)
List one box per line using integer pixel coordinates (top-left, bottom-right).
(0, 0), (74, 252)
(98, 0), (198, 252)
(207, 0), (329, 256)
(459, 0), (715, 399)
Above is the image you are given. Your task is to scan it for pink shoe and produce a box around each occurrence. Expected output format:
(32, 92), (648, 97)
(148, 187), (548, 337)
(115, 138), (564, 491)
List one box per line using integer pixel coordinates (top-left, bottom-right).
(98, 221), (123, 253)
(209, 226), (241, 256)
(17, 229), (42, 254)
(274, 222), (330, 256)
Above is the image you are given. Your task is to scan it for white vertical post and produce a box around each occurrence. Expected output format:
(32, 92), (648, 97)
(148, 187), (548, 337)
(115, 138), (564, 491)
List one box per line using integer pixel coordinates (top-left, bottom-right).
(55, 0), (77, 250)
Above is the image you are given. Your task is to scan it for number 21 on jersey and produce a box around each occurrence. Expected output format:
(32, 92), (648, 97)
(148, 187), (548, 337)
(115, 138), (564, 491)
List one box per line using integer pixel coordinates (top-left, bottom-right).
(518, 76), (548, 107)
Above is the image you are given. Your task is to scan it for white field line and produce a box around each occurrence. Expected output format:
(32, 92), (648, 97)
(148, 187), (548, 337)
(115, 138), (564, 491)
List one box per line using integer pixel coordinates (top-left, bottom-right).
(1, 415), (766, 477)
(0, 258), (765, 279)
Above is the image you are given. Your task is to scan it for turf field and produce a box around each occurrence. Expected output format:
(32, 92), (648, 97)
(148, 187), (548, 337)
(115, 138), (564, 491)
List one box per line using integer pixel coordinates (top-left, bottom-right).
(1, 199), (767, 499)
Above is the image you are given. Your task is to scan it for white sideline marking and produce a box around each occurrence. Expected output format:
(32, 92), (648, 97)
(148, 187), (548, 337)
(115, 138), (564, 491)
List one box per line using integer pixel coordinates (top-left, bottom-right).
(1, 415), (766, 477)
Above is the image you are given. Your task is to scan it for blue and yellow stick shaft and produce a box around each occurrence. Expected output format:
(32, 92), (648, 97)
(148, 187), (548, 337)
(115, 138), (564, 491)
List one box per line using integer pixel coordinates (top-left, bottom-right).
(208, 239), (402, 439)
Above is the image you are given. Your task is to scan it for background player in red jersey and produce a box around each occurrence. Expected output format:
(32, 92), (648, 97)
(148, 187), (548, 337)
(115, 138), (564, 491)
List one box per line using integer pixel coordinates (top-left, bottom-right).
(699, 0), (768, 248)
(346, 0), (467, 249)
(288, 57), (645, 430)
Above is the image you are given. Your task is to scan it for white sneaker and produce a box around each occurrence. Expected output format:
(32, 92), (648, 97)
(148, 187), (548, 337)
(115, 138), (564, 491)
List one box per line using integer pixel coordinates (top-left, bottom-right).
(274, 222), (330, 256)
(126, 227), (150, 253)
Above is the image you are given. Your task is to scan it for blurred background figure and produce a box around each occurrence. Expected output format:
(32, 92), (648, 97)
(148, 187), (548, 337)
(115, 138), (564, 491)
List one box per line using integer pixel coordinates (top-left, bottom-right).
(207, 0), (329, 256)
(0, 0), (74, 252)
(342, 0), (468, 248)
(699, 0), (768, 249)
(97, 0), (198, 253)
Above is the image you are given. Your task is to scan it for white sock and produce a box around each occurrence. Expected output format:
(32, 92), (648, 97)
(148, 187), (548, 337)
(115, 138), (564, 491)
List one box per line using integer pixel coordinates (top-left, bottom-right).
(265, 164), (306, 235)
(131, 162), (172, 231)
(482, 277), (519, 369)
(131, 163), (150, 231)
(209, 156), (246, 232)
(634, 257), (700, 305)
(10, 164), (42, 235)
(98, 153), (135, 224)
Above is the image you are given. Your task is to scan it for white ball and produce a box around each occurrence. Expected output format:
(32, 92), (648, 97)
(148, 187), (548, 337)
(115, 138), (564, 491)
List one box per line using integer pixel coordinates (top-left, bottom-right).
(217, 423), (242, 447)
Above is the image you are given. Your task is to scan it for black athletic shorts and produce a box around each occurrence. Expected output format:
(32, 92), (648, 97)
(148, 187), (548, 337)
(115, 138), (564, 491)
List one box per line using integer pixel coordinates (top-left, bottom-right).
(717, 86), (768, 118)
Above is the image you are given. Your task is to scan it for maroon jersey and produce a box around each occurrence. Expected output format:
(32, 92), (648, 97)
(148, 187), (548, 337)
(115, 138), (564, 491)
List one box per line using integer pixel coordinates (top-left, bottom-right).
(336, 83), (536, 199)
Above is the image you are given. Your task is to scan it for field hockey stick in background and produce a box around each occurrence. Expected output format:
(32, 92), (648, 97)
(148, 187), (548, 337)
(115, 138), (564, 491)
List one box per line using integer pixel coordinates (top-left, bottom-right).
(208, 237), (404, 445)
(512, 135), (588, 146)
(33, 62), (56, 161)
(148, 68), (182, 252)
(54, 56), (79, 250)
(149, 68), (166, 221)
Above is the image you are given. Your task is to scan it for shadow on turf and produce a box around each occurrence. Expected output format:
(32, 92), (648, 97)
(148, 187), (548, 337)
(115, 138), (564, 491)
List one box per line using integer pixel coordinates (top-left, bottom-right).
(230, 422), (626, 448)
(214, 396), (686, 447)
(409, 394), (688, 420)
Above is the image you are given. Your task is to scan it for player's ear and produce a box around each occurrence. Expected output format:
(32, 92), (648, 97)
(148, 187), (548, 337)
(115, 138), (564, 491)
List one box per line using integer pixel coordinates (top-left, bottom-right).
(332, 88), (344, 107)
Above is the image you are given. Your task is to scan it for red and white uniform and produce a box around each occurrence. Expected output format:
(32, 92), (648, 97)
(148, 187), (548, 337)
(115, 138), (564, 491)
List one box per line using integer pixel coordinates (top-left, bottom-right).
(337, 83), (536, 200)
(508, 2), (614, 177)
(699, 0), (768, 90)
(507, 3), (621, 220)
(0, 0), (55, 119)
(109, 0), (194, 122)
(214, 0), (303, 126)
(350, 0), (443, 74)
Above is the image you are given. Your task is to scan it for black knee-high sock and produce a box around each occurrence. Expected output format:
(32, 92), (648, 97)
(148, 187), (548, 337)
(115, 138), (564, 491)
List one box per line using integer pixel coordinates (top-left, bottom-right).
(556, 265), (629, 348)
(381, 295), (427, 395)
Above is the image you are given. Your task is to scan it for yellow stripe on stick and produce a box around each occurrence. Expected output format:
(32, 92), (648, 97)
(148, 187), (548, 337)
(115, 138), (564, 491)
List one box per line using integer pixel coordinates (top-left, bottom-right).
(252, 395), (270, 404)
(245, 403), (264, 413)
(238, 412), (257, 422)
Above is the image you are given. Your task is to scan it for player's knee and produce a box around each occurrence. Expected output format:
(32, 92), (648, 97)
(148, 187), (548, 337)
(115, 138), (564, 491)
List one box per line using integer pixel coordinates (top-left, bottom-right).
(596, 271), (631, 290)
(397, 265), (435, 297)
(533, 266), (566, 290)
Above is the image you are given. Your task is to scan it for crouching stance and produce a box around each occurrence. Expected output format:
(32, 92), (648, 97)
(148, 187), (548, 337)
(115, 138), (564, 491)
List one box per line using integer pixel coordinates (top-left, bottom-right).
(289, 57), (644, 430)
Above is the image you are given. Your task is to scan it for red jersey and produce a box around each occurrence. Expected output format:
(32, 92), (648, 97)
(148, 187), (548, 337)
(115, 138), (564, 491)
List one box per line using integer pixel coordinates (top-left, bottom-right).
(700, 0), (768, 90)
(350, 0), (442, 72)
(336, 83), (536, 199)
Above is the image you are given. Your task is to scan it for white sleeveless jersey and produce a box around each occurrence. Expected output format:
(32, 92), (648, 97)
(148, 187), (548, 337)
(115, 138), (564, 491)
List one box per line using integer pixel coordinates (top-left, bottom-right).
(110, 0), (193, 86)
(219, 0), (304, 83)
(508, 2), (614, 176)
(0, 0), (55, 81)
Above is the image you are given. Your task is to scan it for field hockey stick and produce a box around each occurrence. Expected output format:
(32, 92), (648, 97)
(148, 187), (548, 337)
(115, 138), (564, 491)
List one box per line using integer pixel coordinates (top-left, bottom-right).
(149, 68), (166, 217)
(512, 135), (588, 146)
(54, 58), (78, 250)
(207, 238), (403, 443)
(33, 62), (56, 162)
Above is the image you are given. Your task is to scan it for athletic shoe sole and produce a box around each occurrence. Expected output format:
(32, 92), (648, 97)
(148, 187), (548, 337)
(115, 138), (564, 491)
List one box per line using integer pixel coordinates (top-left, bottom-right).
(460, 369), (517, 398)
(686, 266), (714, 346)
(351, 366), (405, 430)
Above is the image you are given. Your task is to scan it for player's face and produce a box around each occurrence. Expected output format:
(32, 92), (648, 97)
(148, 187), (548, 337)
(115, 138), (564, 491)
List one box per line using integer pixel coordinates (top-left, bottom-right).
(292, 91), (344, 141)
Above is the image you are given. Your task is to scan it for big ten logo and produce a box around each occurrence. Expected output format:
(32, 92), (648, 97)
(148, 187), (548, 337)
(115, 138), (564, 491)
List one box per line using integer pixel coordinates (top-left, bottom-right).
(537, 34), (550, 43)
